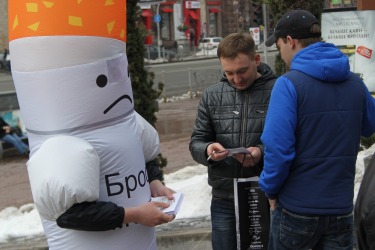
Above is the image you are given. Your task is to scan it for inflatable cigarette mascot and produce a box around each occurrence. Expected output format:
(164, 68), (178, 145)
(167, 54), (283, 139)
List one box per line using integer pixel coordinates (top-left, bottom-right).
(9, 1), (170, 249)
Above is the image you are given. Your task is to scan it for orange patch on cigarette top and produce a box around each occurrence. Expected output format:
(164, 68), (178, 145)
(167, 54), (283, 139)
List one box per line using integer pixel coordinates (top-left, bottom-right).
(9, 0), (127, 42)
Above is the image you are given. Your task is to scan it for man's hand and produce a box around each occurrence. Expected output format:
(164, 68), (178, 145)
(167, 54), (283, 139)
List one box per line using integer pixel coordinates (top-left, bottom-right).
(269, 199), (277, 211)
(124, 202), (174, 227)
(150, 180), (175, 200)
(3, 126), (11, 134)
(206, 142), (229, 161)
(232, 146), (262, 167)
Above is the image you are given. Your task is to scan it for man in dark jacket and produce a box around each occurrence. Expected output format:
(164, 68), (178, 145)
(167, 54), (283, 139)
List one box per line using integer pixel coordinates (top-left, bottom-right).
(355, 152), (375, 250)
(189, 32), (276, 250)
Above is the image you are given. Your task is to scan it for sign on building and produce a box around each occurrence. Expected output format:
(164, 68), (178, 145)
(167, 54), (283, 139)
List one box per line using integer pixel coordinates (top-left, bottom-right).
(185, 1), (200, 9)
(249, 27), (260, 46)
(322, 10), (375, 91)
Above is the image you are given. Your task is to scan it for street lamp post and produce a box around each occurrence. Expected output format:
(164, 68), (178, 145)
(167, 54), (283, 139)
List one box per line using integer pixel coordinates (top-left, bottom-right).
(156, 3), (161, 59)
(234, 1), (239, 32)
(262, 3), (268, 64)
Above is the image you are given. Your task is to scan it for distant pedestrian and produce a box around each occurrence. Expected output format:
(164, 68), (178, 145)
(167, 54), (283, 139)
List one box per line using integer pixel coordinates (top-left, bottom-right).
(190, 28), (195, 48)
(260, 9), (375, 250)
(2, 48), (8, 60)
(0, 116), (29, 156)
(2, 49), (11, 71)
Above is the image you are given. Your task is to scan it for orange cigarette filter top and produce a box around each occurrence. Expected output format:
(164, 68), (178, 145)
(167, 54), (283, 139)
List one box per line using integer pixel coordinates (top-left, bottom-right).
(8, 0), (127, 42)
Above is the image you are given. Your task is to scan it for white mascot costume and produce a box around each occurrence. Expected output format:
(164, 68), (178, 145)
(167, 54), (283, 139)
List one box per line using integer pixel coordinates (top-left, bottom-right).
(9, 1), (160, 249)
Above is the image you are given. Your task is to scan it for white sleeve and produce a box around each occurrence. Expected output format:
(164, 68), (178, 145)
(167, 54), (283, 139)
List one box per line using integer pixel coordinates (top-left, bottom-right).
(135, 112), (161, 162)
(27, 135), (100, 221)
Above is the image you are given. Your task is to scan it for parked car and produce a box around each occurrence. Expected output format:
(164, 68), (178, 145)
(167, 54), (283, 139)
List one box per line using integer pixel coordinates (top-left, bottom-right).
(144, 45), (176, 61)
(198, 37), (223, 50)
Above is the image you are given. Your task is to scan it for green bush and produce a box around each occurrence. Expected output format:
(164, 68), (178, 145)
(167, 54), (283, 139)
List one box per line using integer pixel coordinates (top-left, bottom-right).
(127, 2), (167, 177)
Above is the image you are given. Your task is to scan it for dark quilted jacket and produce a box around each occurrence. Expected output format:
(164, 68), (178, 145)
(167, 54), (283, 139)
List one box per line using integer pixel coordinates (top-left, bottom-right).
(189, 62), (276, 199)
(0, 117), (9, 139)
(355, 153), (375, 250)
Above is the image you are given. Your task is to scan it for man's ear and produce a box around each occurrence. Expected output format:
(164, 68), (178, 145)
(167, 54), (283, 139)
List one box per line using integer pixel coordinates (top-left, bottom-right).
(255, 53), (261, 66)
(286, 36), (295, 48)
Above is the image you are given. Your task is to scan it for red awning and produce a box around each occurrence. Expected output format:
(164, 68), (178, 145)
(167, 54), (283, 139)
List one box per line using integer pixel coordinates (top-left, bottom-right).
(141, 9), (153, 17)
(188, 10), (199, 20)
(162, 8), (173, 13)
(209, 8), (220, 13)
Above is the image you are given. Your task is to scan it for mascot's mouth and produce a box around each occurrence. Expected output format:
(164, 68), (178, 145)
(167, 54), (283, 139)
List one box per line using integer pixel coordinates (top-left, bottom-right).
(104, 95), (132, 114)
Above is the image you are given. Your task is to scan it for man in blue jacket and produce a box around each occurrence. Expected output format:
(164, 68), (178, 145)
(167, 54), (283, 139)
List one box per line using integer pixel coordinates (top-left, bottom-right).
(259, 9), (375, 250)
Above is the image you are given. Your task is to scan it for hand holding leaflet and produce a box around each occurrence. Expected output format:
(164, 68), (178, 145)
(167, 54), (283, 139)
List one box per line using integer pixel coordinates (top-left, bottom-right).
(207, 147), (249, 161)
(226, 147), (249, 156)
(151, 192), (184, 216)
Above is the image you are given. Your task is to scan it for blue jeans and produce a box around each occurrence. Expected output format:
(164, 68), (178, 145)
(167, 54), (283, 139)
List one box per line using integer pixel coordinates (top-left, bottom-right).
(2, 133), (28, 154)
(269, 204), (354, 250)
(211, 197), (237, 250)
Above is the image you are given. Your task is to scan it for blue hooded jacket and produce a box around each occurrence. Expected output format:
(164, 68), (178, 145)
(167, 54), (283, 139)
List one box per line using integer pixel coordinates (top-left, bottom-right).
(259, 42), (375, 215)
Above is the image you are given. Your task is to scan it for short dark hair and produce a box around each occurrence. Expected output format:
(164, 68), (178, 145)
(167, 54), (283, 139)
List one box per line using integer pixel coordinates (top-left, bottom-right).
(217, 32), (256, 59)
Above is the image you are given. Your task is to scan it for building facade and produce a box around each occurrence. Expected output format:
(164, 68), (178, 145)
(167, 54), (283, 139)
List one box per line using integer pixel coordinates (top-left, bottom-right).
(0, 0), (8, 53)
(0, 0), (369, 53)
(139, 0), (366, 49)
(139, 0), (269, 48)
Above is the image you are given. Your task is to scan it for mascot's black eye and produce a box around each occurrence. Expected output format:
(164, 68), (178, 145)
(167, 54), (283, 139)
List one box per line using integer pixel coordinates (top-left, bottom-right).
(96, 74), (108, 88)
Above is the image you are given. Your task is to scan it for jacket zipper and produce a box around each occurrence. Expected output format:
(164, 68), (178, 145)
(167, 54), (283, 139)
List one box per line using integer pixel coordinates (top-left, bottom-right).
(239, 91), (249, 178)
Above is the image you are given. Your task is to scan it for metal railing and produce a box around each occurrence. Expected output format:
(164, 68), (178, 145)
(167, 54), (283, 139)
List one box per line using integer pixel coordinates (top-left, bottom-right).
(0, 91), (19, 113)
(158, 68), (223, 101)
